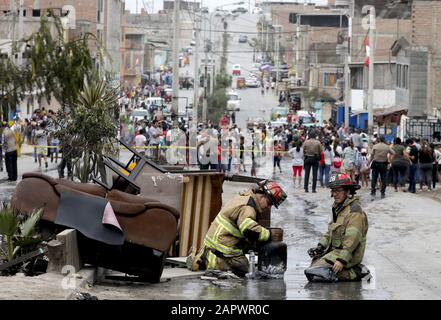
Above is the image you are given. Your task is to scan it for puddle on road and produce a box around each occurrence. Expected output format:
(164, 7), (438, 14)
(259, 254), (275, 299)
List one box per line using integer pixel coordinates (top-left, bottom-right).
(200, 193), (387, 300)
(92, 193), (389, 300)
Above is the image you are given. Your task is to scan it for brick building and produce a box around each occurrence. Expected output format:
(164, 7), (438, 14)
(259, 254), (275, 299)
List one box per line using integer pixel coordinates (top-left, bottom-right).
(122, 9), (195, 87)
(261, 2), (351, 102)
(411, 0), (441, 118)
(391, 0), (441, 118)
(0, 0), (124, 118)
(348, 0), (412, 112)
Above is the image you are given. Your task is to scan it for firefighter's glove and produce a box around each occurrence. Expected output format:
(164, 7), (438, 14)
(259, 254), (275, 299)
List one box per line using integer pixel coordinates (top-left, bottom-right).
(308, 244), (325, 258)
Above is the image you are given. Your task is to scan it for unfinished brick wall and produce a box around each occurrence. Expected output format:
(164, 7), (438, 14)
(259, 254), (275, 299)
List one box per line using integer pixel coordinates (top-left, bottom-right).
(412, 0), (441, 113)
(351, 17), (411, 63)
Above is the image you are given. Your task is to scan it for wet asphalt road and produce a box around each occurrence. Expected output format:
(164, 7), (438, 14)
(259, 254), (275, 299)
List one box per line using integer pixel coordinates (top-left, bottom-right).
(83, 156), (388, 300)
(3, 13), (441, 300)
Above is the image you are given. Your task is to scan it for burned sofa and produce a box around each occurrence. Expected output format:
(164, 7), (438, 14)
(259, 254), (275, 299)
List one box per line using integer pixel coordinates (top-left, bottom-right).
(11, 172), (180, 283)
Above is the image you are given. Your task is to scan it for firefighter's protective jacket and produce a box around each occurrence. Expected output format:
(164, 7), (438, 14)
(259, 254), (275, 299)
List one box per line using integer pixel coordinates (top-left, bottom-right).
(204, 191), (270, 257)
(318, 196), (368, 268)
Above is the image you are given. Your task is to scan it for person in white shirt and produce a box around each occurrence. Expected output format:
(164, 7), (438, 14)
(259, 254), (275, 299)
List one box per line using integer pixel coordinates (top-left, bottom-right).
(135, 129), (147, 155)
(288, 140), (304, 187)
(149, 120), (162, 161)
(35, 122), (48, 169)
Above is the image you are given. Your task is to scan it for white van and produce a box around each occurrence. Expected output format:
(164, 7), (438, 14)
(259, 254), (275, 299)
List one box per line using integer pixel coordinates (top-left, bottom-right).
(145, 97), (165, 108)
(227, 91), (241, 111)
(130, 109), (150, 122)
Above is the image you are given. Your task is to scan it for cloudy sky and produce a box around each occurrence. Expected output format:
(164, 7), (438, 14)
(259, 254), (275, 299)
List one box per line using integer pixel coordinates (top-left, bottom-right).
(124, 0), (327, 14)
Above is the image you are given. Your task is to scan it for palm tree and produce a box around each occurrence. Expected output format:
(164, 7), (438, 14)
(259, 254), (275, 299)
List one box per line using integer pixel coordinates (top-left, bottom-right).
(53, 77), (119, 183)
(0, 203), (43, 263)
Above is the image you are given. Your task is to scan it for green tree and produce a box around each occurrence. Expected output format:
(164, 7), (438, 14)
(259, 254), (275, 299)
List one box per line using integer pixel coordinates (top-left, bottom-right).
(208, 89), (228, 123)
(215, 73), (232, 90)
(53, 78), (119, 183)
(0, 11), (106, 119)
(0, 11), (118, 183)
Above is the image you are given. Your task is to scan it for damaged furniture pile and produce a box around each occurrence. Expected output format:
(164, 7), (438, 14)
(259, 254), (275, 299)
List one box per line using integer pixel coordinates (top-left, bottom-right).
(7, 140), (285, 283)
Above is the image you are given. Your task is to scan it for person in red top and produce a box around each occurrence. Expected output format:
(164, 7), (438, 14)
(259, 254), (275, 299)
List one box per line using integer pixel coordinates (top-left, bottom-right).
(287, 111), (293, 125)
(217, 143), (223, 172)
(219, 113), (229, 129)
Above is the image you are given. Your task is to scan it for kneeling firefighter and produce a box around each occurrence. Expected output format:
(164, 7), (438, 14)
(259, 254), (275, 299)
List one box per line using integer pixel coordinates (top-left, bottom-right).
(189, 180), (287, 277)
(305, 173), (370, 282)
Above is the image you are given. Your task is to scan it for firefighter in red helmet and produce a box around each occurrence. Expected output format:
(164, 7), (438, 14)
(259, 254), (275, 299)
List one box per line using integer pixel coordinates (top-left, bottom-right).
(305, 173), (370, 282)
(188, 180), (287, 277)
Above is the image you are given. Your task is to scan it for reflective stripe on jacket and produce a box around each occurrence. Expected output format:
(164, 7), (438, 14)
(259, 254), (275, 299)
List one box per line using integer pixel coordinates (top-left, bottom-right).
(204, 191), (270, 257)
(318, 196), (368, 268)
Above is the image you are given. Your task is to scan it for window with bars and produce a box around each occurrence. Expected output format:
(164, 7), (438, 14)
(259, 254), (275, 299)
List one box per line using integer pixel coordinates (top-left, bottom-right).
(396, 64), (408, 89)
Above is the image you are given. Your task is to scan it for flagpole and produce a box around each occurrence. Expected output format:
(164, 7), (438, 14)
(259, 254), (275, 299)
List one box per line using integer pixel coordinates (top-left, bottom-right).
(344, 4), (352, 133)
(367, 8), (375, 135)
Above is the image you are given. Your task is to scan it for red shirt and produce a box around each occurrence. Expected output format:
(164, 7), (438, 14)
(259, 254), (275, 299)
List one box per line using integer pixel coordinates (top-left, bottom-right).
(219, 116), (229, 128)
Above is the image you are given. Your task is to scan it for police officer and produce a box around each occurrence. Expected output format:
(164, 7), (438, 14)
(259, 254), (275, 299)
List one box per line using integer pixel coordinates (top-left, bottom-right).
(305, 173), (370, 282)
(188, 180), (287, 277)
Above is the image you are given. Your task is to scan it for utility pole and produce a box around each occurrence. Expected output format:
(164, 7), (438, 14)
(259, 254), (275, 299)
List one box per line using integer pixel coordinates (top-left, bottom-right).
(192, 8), (201, 128)
(367, 8), (376, 135)
(295, 14), (300, 80)
(265, 21), (269, 57)
(17, 0), (24, 66)
(274, 25), (281, 95)
(10, 0), (16, 56)
(172, 0), (181, 121)
(203, 41), (208, 123)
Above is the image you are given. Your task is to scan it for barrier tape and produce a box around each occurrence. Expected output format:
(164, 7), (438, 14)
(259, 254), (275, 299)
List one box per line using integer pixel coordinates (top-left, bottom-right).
(25, 145), (291, 155)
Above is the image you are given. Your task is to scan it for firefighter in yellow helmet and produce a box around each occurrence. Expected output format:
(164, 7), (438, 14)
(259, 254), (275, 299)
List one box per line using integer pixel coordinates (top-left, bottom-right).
(189, 180), (287, 277)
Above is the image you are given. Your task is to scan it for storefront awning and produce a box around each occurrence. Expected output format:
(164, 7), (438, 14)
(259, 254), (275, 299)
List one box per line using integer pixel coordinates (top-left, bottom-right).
(374, 106), (408, 125)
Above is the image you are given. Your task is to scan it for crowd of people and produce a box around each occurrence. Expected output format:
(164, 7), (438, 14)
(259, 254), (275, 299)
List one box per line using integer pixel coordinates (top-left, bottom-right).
(0, 108), (75, 181)
(121, 109), (441, 199)
(2, 98), (441, 199)
(285, 127), (441, 198)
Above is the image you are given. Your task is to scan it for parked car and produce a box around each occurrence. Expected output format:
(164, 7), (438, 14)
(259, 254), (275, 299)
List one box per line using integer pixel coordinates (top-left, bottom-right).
(183, 46), (193, 55)
(227, 91), (241, 111)
(245, 77), (260, 88)
(232, 64), (241, 76)
(201, 7), (209, 14)
(215, 9), (229, 17)
(295, 110), (317, 127)
(232, 7), (248, 14)
(271, 106), (289, 121)
(247, 116), (266, 130)
(190, 40), (196, 46)
(252, 7), (263, 14)
(252, 63), (261, 70)
(238, 35), (248, 43)
(145, 97), (165, 109)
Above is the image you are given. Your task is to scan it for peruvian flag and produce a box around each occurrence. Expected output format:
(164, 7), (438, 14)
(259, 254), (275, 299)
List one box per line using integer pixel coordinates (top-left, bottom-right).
(364, 36), (370, 67)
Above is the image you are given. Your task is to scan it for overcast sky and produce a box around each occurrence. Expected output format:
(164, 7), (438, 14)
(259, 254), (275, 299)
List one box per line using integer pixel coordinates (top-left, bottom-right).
(124, 0), (327, 14)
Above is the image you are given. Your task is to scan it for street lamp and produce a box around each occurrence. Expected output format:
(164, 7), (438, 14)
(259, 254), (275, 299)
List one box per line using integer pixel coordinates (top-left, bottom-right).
(201, 1), (244, 122)
(209, 2), (245, 45)
(207, 1), (244, 93)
